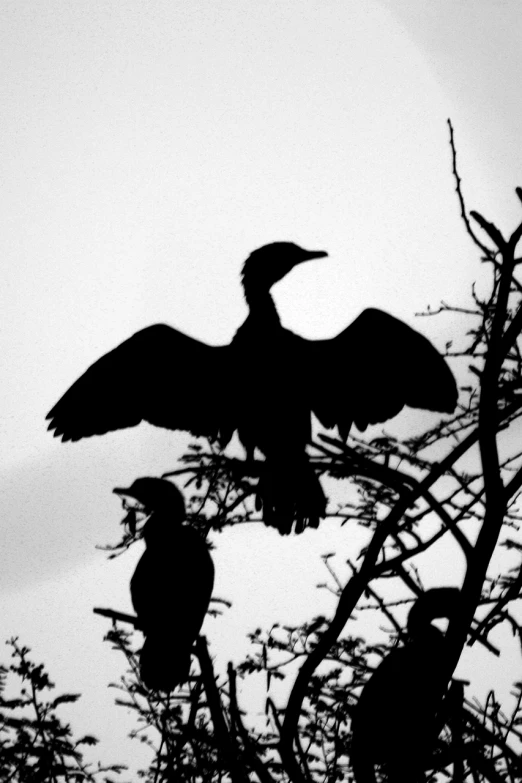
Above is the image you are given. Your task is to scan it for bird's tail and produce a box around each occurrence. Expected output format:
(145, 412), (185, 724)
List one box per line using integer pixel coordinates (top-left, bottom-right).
(256, 457), (326, 535)
(139, 633), (192, 692)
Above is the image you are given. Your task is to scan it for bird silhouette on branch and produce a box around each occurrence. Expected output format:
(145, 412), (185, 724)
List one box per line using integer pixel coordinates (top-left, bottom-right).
(351, 587), (462, 783)
(47, 242), (457, 533)
(111, 477), (214, 692)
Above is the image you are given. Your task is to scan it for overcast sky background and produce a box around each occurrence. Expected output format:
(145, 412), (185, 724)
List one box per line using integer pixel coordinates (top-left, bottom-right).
(2, 0), (522, 773)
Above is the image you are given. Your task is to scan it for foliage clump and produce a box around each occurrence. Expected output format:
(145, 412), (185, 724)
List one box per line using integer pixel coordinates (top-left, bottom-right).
(0, 638), (127, 782)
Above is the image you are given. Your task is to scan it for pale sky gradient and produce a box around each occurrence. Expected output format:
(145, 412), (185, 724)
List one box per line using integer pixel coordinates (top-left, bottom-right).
(2, 0), (521, 772)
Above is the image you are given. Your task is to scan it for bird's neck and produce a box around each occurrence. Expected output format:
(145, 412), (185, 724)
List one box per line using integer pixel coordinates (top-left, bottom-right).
(143, 511), (180, 548)
(242, 285), (281, 327)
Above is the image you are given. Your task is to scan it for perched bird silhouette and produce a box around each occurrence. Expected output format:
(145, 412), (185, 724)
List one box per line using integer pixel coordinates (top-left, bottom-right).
(47, 242), (458, 534)
(114, 477), (214, 692)
(351, 587), (462, 783)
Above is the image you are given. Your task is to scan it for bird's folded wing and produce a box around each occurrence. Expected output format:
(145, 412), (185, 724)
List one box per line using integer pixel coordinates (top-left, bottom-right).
(306, 308), (458, 437)
(46, 324), (233, 442)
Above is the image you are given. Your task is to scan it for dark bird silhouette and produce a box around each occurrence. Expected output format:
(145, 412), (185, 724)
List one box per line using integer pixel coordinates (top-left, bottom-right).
(351, 587), (462, 783)
(47, 242), (458, 534)
(114, 477), (214, 692)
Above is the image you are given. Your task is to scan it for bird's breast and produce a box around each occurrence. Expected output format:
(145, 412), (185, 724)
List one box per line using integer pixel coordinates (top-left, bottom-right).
(230, 326), (311, 454)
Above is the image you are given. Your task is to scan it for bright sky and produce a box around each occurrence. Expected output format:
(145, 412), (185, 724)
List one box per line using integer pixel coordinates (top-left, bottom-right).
(2, 0), (522, 772)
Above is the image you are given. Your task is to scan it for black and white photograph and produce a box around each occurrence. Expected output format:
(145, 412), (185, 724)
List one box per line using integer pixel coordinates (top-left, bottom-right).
(2, 1), (522, 780)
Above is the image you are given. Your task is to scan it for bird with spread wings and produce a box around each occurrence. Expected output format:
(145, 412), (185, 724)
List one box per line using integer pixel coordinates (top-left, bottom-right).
(47, 242), (458, 533)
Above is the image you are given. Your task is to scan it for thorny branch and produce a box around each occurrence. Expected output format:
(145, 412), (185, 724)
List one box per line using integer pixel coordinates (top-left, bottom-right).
(88, 124), (522, 782)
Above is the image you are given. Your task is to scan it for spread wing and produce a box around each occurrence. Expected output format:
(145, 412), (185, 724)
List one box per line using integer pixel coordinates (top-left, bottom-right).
(306, 308), (457, 438)
(46, 324), (233, 442)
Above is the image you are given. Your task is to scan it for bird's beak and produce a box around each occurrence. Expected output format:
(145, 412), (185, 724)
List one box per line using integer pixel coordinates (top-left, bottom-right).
(113, 487), (132, 497)
(300, 250), (328, 262)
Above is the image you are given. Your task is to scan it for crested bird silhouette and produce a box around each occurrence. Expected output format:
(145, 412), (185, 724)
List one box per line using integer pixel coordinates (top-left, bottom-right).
(351, 587), (462, 783)
(114, 477), (214, 692)
(47, 242), (458, 534)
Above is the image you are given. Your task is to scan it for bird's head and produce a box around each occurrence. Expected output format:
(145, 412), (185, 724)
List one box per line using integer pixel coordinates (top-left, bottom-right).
(113, 477), (185, 535)
(241, 242), (327, 293)
(407, 587), (462, 641)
